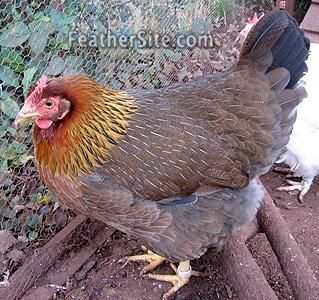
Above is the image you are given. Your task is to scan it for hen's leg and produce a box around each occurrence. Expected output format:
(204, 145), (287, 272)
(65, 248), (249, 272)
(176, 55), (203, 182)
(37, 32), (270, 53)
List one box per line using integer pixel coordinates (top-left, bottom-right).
(147, 260), (200, 300)
(123, 254), (200, 299)
(124, 249), (166, 273)
(276, 176), (314, 202)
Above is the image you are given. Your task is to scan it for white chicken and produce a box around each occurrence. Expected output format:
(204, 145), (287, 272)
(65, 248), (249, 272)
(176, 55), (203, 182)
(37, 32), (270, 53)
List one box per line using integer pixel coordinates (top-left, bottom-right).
(276, 42), (319, 201)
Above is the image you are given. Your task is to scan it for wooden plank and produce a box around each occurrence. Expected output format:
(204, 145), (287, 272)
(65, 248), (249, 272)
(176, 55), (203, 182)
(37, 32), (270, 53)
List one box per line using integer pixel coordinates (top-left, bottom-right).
(276, 0), (295, 15)
(0, 215), (87, 300)
(257, 182), (319, 299)
(22, 227), (115, 300)
(221, 220), (278, 300)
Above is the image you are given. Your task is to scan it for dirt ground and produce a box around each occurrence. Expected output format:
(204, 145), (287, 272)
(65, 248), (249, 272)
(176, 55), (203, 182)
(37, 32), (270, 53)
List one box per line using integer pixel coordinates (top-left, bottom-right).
(261, 169), (319, 282)
(15, 168), (317, 300)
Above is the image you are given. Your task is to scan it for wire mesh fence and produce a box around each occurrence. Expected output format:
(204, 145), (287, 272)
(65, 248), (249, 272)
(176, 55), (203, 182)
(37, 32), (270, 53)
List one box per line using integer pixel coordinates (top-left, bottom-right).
(0, 0), (273, 279)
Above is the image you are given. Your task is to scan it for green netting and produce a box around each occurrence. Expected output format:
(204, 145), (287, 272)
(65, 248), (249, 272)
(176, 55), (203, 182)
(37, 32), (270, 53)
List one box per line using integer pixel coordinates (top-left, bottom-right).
(0, 0), (273, 268)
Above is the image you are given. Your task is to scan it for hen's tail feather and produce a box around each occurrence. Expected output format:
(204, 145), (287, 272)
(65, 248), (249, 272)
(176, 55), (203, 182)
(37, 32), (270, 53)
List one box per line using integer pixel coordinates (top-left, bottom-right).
(240, 10), (309, 177)
(270, 13), (310, 88)
(266, 68), (290, 93)
(241, 10), (310, 86)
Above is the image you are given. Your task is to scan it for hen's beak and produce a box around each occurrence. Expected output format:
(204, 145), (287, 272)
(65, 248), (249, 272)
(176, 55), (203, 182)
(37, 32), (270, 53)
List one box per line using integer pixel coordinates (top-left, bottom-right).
(14, 103), (41, 126)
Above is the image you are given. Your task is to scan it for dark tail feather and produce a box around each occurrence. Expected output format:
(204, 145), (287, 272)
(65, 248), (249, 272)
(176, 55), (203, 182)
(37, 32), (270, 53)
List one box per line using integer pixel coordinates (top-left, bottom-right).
(239, 10), (309, 176)
(241, 9), (310, 87)
(269, 13), (310, 87)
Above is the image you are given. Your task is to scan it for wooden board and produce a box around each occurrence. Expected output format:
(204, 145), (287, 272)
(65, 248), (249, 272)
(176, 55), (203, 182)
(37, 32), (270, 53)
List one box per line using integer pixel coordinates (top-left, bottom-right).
(276, 0), (295, 16)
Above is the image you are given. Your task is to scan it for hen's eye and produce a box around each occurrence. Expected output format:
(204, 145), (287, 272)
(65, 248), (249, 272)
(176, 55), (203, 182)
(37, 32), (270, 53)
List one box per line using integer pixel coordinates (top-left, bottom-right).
(44, 100), (54, 109)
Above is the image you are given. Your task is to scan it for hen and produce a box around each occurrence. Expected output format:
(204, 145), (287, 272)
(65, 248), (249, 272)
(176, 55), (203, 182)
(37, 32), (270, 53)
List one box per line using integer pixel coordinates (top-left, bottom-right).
(15, 10), (309, 299)
(276, 42), (319, 201)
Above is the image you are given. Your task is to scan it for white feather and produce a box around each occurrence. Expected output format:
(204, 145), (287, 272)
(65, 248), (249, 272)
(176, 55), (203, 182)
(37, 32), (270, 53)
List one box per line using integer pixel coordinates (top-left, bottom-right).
(282, 43), (319, 182)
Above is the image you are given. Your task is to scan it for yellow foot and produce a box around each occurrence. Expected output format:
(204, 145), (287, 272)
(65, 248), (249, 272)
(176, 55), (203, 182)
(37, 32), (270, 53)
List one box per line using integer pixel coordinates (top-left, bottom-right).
(123, 250), (166, 273)
(146, 262), (201, 300)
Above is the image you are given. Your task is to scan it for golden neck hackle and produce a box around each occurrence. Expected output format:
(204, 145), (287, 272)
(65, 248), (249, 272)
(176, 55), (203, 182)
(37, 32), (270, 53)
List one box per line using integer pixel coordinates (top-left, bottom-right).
(34, 77), (136, 178)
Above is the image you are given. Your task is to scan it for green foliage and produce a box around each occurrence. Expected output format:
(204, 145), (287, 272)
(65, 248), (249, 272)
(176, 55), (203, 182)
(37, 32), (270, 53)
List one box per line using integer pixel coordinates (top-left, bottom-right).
(295, 0), (311, 13)
(0, 2), (82, 242)
(0, 22), (30, 48)
(211, 0), (236, 18)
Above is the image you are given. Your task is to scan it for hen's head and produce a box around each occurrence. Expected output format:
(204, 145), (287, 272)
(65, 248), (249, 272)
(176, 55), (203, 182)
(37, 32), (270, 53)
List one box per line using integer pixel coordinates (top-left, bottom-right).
(15, 75), (135, 176)
(15, 76), (71, 129)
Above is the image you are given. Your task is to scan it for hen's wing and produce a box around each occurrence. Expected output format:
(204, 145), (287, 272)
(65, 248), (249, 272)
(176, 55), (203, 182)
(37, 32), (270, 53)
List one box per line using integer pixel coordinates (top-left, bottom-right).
(96, 11), (308, 200)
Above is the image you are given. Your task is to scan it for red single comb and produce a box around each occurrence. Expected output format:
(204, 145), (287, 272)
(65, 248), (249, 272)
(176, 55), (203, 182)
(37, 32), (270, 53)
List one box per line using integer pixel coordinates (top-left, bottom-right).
(27, 75), (49, 104)
(247, 12), (264, 24)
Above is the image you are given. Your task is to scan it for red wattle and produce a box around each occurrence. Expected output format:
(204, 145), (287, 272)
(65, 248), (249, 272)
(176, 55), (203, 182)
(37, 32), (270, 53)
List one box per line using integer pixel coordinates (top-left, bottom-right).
(35, 118), (53, 129)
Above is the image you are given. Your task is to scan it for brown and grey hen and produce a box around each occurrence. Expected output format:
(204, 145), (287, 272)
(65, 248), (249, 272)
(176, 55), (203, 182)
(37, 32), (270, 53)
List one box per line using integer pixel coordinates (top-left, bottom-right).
(15, 10), (309, 299)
